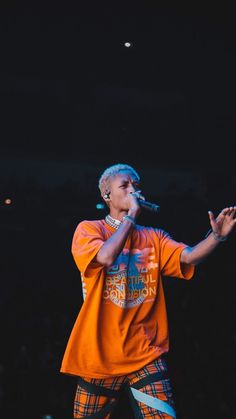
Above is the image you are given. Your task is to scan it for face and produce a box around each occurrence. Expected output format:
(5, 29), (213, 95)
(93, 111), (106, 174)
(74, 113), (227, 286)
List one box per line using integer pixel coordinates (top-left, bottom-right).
(107, 170), (141, 212)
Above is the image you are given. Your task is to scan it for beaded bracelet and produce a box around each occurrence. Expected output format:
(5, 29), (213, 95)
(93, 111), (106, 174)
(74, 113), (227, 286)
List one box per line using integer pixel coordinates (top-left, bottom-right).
(205, 228), (227, 242)
(123, 215), (136, 225)
(212, 231), (228, 242)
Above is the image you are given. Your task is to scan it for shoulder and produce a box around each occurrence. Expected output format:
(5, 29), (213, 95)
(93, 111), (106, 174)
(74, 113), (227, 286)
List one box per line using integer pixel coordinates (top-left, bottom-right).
(74, 219), (105, 234)
(77, 219), (103, 228)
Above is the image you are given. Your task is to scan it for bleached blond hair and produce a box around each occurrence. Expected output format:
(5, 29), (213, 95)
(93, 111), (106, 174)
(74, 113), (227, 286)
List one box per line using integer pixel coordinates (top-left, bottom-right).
(98, 163), (140, 196)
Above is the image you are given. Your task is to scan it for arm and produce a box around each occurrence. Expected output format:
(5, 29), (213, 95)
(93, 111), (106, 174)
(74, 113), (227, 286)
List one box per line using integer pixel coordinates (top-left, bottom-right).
(95, 218), (135, 267)
(95, 196), (141, 267)
(181, 206), (236, 265)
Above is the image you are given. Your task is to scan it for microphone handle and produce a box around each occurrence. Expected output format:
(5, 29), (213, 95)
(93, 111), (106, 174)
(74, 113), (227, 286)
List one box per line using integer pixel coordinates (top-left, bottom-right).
(139, 200), (160, 213)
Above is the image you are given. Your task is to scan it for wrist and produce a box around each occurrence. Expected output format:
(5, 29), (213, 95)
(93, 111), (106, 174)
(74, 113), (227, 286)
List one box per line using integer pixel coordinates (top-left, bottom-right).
(123, 214), (136, 226)
(212, 231), (228, 242)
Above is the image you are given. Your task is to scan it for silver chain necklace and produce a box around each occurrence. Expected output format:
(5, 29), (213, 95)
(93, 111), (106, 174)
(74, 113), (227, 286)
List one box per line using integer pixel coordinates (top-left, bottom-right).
(105, 214), (122, 229)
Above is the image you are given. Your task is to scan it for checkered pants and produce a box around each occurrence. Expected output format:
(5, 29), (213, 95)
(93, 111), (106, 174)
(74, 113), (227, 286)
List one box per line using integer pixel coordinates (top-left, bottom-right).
(74, 357), (175, 418)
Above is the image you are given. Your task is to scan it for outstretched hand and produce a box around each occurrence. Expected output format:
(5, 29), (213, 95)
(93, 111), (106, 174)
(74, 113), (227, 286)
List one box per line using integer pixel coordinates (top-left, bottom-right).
(208, 206), (236, 238)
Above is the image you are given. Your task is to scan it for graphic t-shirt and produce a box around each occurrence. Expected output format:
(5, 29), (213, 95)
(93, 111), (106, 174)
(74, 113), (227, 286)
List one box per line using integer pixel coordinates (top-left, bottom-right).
(60, 220), (195, 378)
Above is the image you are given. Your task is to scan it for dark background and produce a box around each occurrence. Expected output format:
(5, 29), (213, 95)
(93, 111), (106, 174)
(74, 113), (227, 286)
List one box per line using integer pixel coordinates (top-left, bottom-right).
(0, 1), (236, 418)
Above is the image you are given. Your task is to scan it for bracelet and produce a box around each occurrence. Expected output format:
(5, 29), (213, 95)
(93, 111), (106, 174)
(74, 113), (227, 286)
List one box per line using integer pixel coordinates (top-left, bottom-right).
(123, 215), (136, 225)
(205, 228), (227, 242)
(212, 231), (228, 242)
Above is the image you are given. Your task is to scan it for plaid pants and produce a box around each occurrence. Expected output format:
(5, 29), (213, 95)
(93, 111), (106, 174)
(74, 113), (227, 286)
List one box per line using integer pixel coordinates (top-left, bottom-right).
(74, 357), (175, 418)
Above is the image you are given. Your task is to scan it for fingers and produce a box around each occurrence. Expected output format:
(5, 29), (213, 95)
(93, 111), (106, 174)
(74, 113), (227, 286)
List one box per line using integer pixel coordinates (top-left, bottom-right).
(127, 191), (142, 213)
(209, 206), (235, 221)
(212, 206), (236, 223)
(130, 190), (146, 201)
(208, 210), (215, 220)
(229, 206), (236, 217)
(220, 206), (236, 217)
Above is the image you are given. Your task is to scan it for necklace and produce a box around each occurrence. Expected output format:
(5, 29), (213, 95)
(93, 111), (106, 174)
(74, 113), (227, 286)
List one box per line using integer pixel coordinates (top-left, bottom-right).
(105, 214), (122, 229)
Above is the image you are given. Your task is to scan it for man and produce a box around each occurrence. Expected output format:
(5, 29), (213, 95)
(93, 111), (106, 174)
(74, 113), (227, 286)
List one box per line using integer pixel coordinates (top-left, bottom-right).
(60, 163), (235, 418)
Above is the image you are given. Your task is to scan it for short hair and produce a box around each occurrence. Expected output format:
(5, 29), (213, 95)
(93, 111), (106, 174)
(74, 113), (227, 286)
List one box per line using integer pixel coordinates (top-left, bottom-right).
(98, 163), (140, 196)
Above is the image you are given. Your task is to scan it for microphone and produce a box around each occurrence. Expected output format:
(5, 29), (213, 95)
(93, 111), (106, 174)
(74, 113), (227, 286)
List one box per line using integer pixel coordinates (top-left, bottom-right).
(139, 199), (160, 213)
(96, 192), (160, 213)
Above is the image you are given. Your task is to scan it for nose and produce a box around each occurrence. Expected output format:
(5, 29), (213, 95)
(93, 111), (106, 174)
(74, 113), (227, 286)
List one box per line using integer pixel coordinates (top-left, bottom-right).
(127, 183), (136, 194)
(128, 183), (141, 195)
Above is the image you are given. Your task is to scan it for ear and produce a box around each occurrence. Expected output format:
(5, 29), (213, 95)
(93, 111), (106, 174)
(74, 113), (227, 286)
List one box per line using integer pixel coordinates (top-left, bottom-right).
(103, 190), (111, 201)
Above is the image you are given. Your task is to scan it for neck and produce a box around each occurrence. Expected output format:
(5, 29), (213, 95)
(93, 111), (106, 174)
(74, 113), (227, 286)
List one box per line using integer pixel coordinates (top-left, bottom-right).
(109, 210), (128, 222)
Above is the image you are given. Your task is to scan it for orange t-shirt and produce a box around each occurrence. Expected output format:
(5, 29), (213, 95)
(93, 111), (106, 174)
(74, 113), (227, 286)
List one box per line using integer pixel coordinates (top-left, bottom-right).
(60, 220), (195, 378)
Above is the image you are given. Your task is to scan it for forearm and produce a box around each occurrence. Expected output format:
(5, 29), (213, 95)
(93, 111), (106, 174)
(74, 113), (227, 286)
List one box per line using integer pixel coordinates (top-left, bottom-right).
(95, 217), (135, 267)
(182, 231), (225, 265)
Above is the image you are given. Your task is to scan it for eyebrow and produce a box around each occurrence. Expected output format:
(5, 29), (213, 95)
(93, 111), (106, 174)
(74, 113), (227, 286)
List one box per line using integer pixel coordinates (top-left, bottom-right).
(119, 180), (128, 186)
(119, 179), (140, 186)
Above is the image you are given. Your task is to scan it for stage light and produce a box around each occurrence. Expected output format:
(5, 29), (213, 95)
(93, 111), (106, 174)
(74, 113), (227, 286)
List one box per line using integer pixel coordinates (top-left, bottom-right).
(96, 203), (105, 210)
(124, 42), (132, 48)
(4, 198), (12, 205)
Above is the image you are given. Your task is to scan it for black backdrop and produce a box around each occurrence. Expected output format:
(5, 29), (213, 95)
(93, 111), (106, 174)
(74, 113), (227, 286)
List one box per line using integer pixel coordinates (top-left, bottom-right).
(0, 1), (236, 418)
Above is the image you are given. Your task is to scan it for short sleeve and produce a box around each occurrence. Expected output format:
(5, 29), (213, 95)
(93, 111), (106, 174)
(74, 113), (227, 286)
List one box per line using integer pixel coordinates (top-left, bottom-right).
(71, 221), (105, 277)
(157, 229), (195, 280)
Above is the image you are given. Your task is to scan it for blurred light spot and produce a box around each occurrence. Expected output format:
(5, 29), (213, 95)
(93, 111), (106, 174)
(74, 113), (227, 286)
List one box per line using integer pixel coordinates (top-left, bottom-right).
(124, 42), (132, 48)
(96, 203), (105, 210)
(4, 198), (12, 205)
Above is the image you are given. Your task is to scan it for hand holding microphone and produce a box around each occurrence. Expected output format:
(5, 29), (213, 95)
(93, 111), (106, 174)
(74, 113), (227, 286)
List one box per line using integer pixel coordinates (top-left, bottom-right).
(130, 191), (160, 213)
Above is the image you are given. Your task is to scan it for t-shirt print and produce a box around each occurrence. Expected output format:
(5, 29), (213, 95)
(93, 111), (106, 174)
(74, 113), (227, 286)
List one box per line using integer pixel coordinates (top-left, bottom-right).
(103, 247), (158, 308)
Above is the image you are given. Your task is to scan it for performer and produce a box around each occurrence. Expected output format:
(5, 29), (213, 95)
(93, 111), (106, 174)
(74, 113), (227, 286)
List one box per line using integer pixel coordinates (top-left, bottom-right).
(60, 163), (236, 418)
